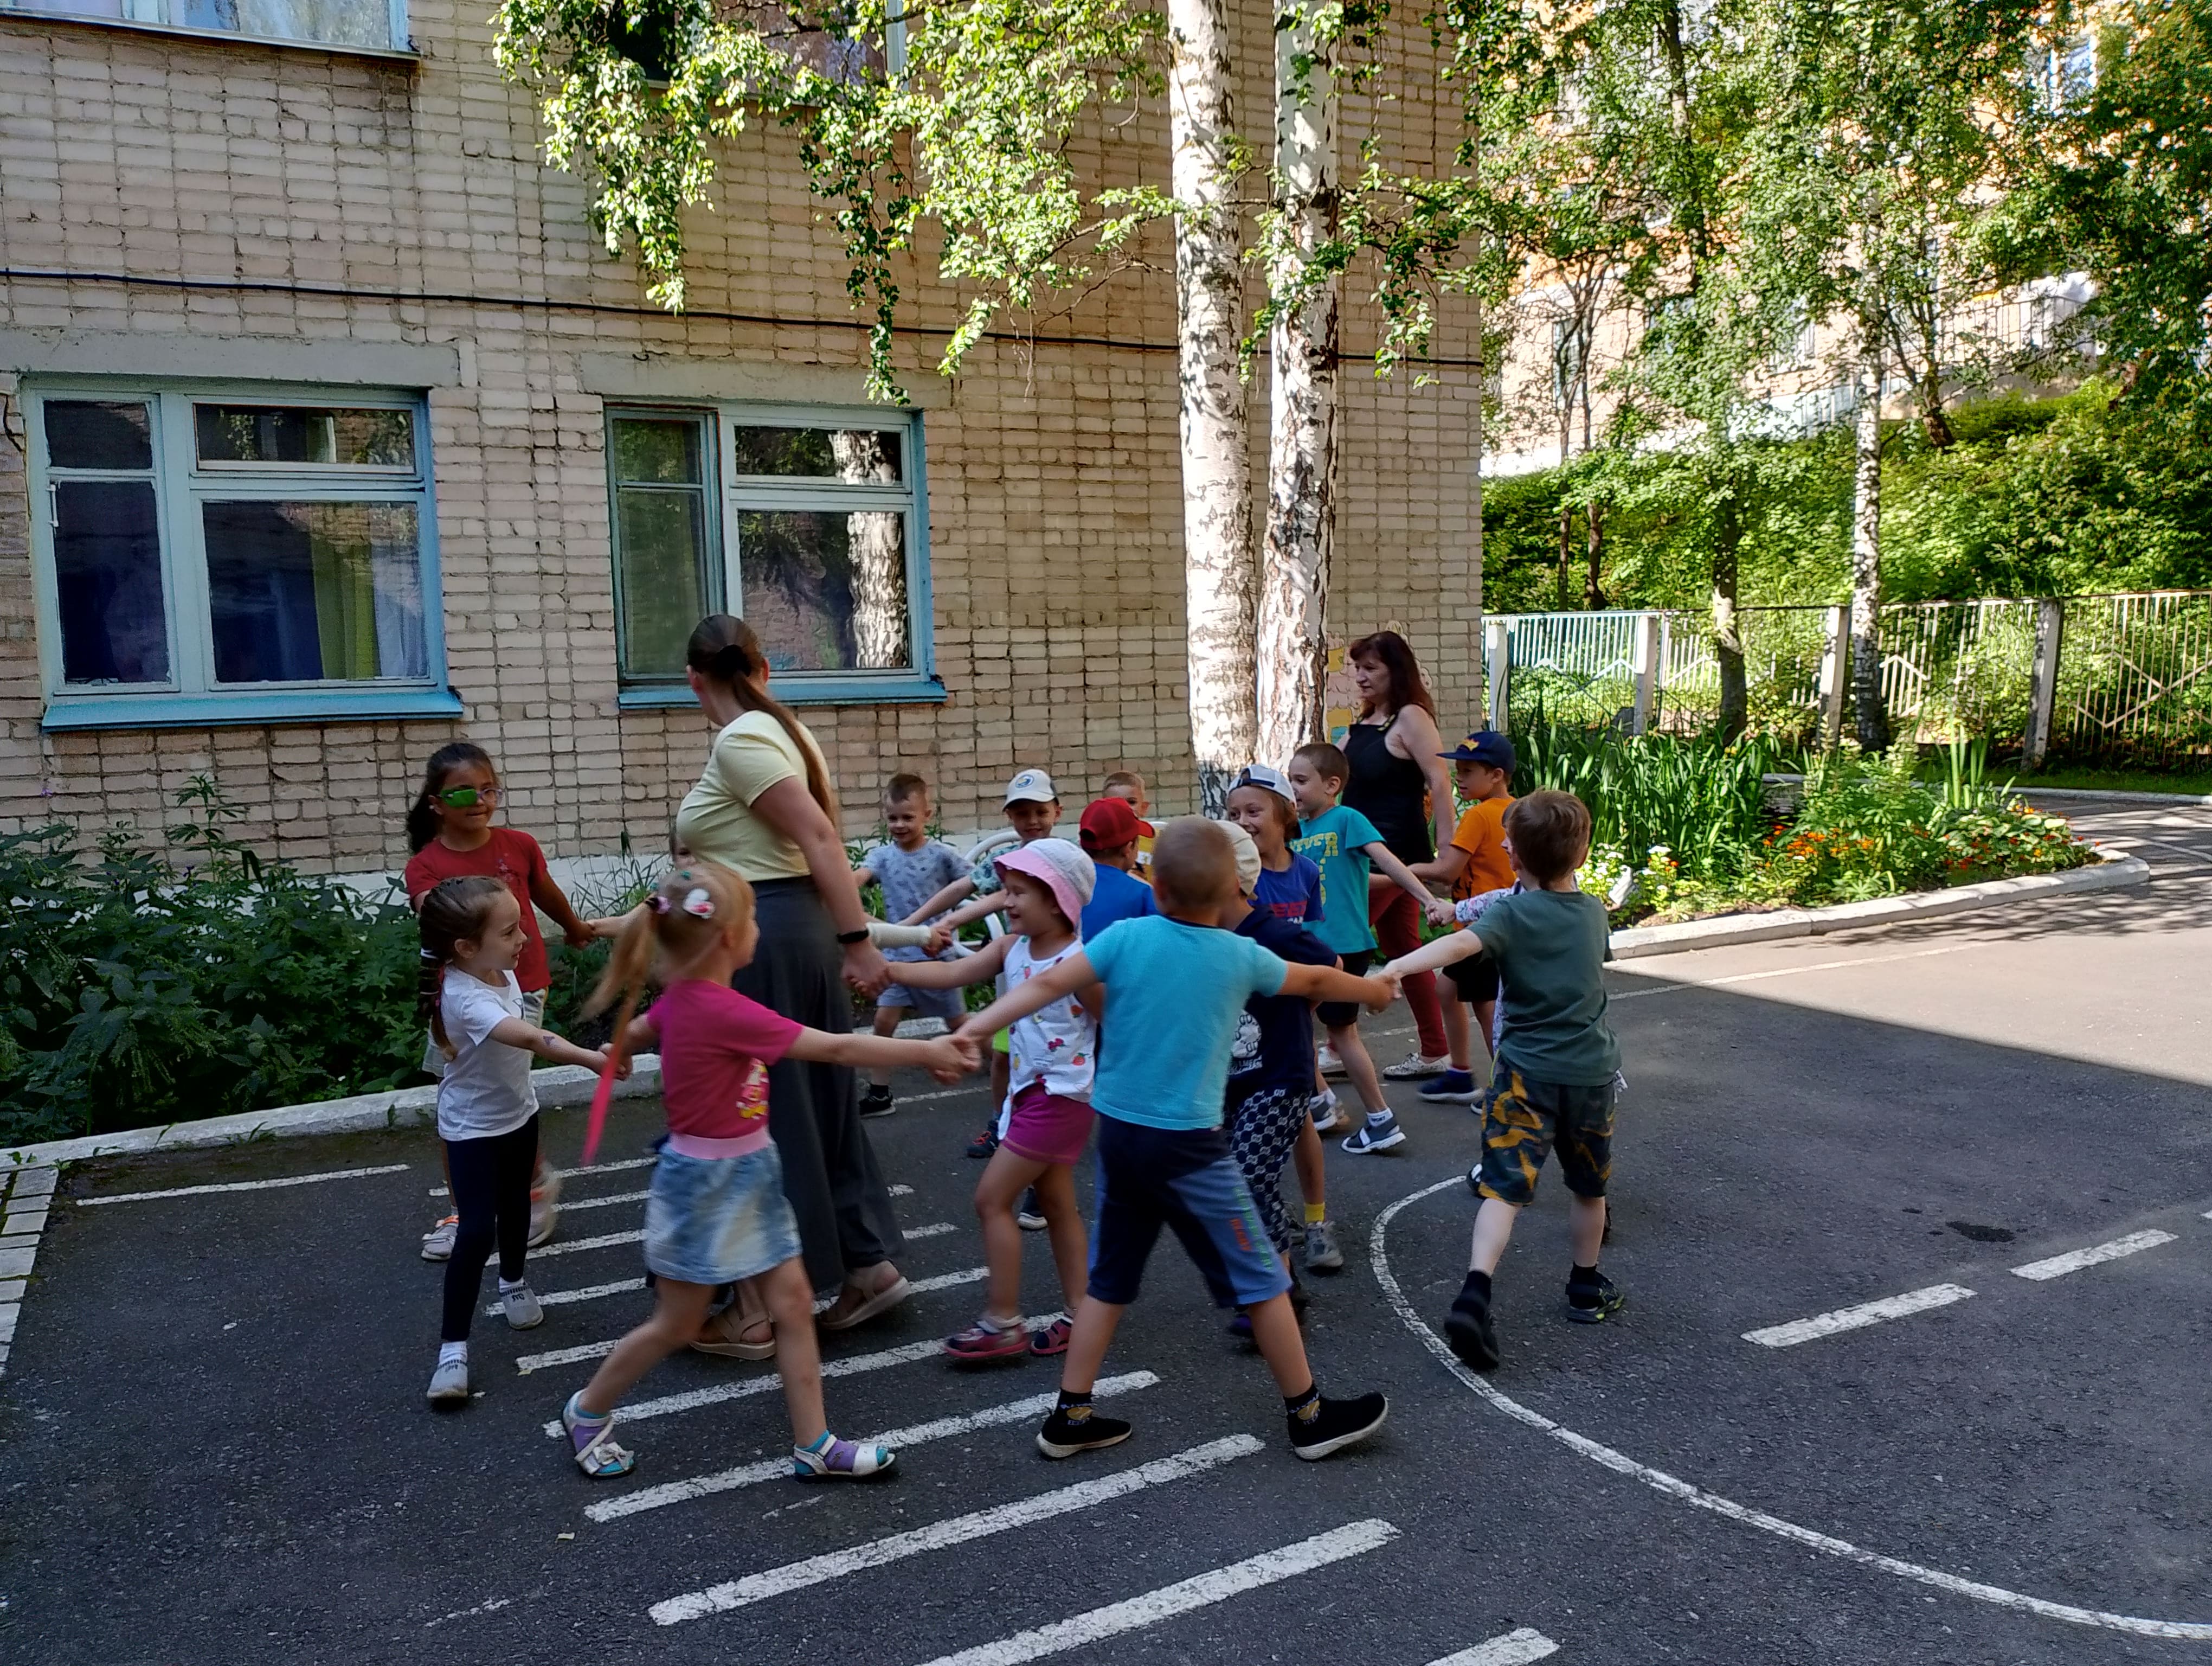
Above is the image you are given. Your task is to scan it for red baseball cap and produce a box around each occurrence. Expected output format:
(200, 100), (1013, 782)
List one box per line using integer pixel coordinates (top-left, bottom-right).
(1078, 797), (1152, 851)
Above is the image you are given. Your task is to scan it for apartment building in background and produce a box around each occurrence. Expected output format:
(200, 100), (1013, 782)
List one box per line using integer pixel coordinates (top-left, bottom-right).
(0, 0), (1484, 870)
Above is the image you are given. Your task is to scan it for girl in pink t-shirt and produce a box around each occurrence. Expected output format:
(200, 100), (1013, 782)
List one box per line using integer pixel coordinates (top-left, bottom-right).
(559, 862), (973, 1481)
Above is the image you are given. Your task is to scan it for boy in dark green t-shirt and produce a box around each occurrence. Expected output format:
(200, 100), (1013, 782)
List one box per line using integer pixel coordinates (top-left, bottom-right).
(1379, 789), (1622, 1372)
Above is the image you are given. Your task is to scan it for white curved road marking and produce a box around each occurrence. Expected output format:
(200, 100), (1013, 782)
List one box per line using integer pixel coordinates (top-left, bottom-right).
(1373, 1176), (2212, 1643)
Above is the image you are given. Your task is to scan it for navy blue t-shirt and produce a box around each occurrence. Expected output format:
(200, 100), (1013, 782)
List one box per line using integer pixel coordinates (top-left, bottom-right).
(1251, 854), (1325, 927)
(1226, 908), (1335, 1104)
(1082, 862), (1156, 940)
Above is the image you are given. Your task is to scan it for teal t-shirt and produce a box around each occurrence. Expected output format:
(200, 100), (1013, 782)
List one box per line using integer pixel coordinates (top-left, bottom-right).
(1083, 914), (1289, 1129)
(1290, 805), (1386, 957)
(1474, 888), (1619, 1086)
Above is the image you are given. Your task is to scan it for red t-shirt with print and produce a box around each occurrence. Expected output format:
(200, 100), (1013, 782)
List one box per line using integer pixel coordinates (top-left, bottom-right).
(641, 981), (804, 1142)
(403, 828), (553, 993)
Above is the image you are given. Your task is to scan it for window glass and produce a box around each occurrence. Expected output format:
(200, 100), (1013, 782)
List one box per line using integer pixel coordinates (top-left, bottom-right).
(202, 501), (426, 683)
(730, 425), (903, 482)
(738, 507), (911, 672)
(195, 404), (414, 467)
(170, 0), (395, 48)
(54, 480), (169, 684)
(45, 400), (153, 471)
(610, 415), (713, 680)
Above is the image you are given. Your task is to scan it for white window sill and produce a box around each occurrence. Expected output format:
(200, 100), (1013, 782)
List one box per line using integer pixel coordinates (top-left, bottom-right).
(0, 8), (421, 61)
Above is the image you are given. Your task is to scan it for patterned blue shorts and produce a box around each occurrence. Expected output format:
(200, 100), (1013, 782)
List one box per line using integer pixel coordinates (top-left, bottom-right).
(643, 1144), (802, 1287)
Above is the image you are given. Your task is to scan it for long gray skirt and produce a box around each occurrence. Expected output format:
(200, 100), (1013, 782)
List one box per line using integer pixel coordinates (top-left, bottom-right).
(734, 877), (904, 1290)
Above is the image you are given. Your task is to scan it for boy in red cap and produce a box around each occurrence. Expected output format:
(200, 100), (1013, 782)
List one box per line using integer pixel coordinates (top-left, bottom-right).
(1078, 796), (1157, 937)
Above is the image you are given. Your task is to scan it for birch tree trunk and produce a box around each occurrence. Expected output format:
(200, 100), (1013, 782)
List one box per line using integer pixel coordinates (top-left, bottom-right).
(1255, 5), (1338, 767)
(831, 428), (909, 668)
(1712, 482), (1747, 740)
(1168, 0), (1257, 811)
(1849, 330), (1890, 751)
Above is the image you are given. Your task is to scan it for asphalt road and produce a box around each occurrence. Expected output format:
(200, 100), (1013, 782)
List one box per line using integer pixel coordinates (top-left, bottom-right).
(3, 802), (2208, 1666)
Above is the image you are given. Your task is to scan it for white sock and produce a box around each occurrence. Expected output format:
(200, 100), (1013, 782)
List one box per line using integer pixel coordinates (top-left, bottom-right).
(1366, 1107), (1392, 1125)
(439, 1341), (467, 1366)
(499, 1277), (528, 1293)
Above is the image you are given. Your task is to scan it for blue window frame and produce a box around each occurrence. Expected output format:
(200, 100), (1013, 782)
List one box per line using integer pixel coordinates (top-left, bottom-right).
(609, 402), (943, 708)
(0, 0), (413, 55)
(26, 383), (458, 731)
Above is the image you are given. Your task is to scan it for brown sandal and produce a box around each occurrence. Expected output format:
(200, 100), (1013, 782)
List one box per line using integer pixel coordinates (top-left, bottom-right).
(690, 1304), (776, 1360)
(818, 1271), (914, 1331)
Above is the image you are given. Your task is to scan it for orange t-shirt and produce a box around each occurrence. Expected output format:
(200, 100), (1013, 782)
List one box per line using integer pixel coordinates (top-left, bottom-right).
(1449, 796), (1516, 900)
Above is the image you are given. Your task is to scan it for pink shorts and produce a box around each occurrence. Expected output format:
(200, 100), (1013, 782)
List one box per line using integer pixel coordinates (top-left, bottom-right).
(1001, 1083), (1095, 1168)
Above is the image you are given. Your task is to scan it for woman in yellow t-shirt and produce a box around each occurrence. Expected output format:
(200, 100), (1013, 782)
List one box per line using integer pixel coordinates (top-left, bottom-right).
(674, 614), (915, 1339)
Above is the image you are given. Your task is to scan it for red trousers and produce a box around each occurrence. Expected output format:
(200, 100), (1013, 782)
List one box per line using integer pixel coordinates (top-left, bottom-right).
(1368, 884), (1446, 1058)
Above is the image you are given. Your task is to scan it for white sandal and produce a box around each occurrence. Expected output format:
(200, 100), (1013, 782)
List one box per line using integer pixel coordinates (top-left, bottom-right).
(562, 1394), (637, 1478)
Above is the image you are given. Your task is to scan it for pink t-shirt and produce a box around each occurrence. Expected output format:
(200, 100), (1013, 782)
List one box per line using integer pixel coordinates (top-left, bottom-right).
(640, 980), (803, 1145)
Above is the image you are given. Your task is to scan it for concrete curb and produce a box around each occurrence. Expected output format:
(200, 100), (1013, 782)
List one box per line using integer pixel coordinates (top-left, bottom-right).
(1609, 850), (2151, 961)
(1760, 773), (2212, 810)
(2, 1056), (664, 1172)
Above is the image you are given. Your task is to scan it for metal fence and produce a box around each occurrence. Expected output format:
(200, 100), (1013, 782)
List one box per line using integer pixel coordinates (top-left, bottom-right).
(1485, 589), (2212, 766)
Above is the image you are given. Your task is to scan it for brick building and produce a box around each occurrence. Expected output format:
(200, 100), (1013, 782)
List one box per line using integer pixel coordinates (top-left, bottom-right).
(0, 0), (1482, 872)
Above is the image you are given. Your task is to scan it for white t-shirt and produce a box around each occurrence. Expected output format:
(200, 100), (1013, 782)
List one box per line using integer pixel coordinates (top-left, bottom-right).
(1004, 937), (1096, 1105)
(436, 969), (538, 1141)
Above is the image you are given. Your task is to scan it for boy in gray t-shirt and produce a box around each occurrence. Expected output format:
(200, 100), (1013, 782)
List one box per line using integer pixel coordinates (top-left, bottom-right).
(1378, 788), (1623, 1374)
(853, 773), (970, 1115)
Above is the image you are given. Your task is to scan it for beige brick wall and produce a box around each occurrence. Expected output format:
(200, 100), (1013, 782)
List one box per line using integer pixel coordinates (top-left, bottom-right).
(0, 2), (1482, 873)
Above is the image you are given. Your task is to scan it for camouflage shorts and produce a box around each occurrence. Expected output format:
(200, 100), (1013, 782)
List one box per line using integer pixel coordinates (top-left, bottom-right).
(1476, 1066), (1618, 1206)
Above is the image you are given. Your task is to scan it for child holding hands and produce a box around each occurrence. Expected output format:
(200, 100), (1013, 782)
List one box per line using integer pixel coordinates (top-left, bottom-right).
(1376, 790), (1624, 1374)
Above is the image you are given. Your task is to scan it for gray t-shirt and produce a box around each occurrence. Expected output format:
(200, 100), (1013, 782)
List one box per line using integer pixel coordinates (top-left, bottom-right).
(861, 837), (969, 963)
(1474, 888), (1619, 1087)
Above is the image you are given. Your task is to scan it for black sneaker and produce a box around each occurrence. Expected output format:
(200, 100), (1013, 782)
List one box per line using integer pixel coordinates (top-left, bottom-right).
(1287, 1390), (1388, 1461)
(1036, 1407), (1133, 1459)
(1564, 1270), (1624, 1324)
(1445, 1277), (1500, 1372)
(965, 1126), (999, 1160)
(1016, 1187), (1046, 1230)
(859, 1084), (896, 1119)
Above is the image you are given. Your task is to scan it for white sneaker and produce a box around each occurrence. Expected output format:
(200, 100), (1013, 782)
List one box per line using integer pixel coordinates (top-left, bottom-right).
(420, 1215), (458, 1262)
(1316, 1045), (1347, 1077)
(426, 1356), (470, 1404)
(1303, 1219), (1345, 1272)
(502, 1284), (544, 1330)
(1382, 1050), (1449, 1081)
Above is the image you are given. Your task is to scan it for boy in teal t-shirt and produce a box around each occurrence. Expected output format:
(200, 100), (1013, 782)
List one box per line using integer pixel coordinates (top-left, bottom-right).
(1285, 742), (1456, 1155)
(1379, 788), (1623, 1375)
(956, 818), (1394, 1464)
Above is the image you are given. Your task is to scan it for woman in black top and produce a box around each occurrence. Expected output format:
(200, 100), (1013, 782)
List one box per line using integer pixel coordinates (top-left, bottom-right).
(1342, 630), (1456, 1074)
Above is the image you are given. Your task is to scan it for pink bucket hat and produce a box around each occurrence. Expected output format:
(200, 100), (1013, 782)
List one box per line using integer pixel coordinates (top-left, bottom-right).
(995, 838), (1096, 932)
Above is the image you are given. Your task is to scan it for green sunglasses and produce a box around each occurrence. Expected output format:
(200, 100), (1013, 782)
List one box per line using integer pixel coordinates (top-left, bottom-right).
(436, 784), (501, 809)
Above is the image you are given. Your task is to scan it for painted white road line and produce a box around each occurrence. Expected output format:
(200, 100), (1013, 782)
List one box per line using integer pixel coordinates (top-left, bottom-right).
(1611, 942), (1979, 1002)
(554, 1189), (651, 1214)
(1743, 1283), (1976, 1348)
(1374, 1176), (2212, 1643)
(906, 1221), (958, 1239)
(588, 1371), (1160, 1522)
(902, 1518), (1401, 1665)
(522, 1265), (992, 1373)
(542, 1336), (946, 1432)
(1426, 1630), (1561, 1666)
(490, 1277), (646, 1317)
(75, 1163), (410, 1206)
(2010, 1228), (2177, 1281)
(650, 1434), (1266, 1625)
(890, 1184), (914, 1197)
(523, 1228), (644, 1260)
(565, 1155), (663, 1178)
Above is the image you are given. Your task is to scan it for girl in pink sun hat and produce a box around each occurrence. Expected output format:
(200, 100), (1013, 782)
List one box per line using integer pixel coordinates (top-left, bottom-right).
(887, 837), (1099, 1363)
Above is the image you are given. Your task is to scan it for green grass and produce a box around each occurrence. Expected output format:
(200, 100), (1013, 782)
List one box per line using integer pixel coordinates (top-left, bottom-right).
(1908, 761), (2212, 797)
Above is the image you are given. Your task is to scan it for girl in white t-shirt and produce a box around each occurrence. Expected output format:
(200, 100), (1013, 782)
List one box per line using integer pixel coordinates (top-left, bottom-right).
(416, 876), (610, 1407)
(891, 839), (1100, 1362)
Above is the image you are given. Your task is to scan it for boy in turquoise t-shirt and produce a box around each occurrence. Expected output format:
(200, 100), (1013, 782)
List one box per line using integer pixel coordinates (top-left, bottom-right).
(1285, 742), (1456, 1155)
(956, 818), (1395, 1463)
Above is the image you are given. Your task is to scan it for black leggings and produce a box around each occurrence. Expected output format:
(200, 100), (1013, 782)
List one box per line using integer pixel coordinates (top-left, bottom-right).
(441, 1116), (539, 1342)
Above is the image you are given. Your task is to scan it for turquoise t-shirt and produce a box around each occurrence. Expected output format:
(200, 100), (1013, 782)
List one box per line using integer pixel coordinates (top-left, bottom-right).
(1083, 914), (1289, 1129)
(1290, 805), (1387, 957)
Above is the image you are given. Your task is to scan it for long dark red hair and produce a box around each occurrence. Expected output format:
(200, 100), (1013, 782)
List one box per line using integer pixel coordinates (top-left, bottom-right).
(1348, 630), (1435, 720)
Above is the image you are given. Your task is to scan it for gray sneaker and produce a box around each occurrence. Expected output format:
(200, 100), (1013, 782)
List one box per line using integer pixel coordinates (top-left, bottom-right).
(1303, 1219), (1345, 1273)
(502, 1284), (545, 1330)
(1381, 1050), (1449, 1081)
(426, 1356), (470, 1405)
(420, 1214), (458, 1262)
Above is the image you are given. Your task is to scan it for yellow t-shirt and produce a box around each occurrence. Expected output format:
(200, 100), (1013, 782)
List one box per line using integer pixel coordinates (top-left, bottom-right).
(676, 710), (829, 883)
(1450, 795), (1516, 900)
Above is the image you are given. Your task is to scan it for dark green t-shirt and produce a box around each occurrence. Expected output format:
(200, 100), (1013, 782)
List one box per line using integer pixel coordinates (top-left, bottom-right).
(1475, 888), (1619, 1087)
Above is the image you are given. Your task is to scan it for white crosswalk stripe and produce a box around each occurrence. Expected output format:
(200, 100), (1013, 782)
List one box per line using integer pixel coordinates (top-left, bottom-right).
(1426, 1629), (1561, 1665)
(1743, 1283), (1975, 1348)
(541, 1331), (957, 1433)
(76, 1164), (410, 1205)
(586, 1371), (1159, 1522)
(2011, 1228), (2176, 1281)
(650, 1435), (1266, 1625)
(523, 1228), (643, 1260)
(900, 1518), (1401, 1664)
(488, 1278), (643, 1317)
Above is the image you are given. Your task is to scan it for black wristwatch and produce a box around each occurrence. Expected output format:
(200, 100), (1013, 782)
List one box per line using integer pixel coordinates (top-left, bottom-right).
(835, 927), (872, 945)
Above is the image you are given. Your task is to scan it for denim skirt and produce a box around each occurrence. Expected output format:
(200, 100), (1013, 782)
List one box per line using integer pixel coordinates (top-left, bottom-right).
(643, 1143), (803, 1286)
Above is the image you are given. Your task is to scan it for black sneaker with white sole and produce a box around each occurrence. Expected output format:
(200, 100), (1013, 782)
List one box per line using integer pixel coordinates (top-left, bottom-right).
(1444, 1275), (1500, 1371)
(1036, 1407), (1133, 1459)
(1564, 1269), (1625, 1323)
(1287, 1391), (1389, 1460)
(859, 1084), (896, 1118)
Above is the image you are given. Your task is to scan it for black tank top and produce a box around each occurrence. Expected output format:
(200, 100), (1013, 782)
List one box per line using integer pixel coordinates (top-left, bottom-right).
(1341, 714), (1435, 864)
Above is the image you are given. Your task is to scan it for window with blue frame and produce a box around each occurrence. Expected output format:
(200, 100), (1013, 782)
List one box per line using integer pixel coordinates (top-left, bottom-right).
(608, 403), (939, 704)
(28, 386), (453, 728)
(0, 0), (408, 52)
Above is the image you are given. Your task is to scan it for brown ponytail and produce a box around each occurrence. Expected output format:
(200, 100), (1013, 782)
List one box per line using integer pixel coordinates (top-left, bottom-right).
(686, 614), (840, 824)
(583, 862), (757, 1086)
(416, 875), (507, 1058)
